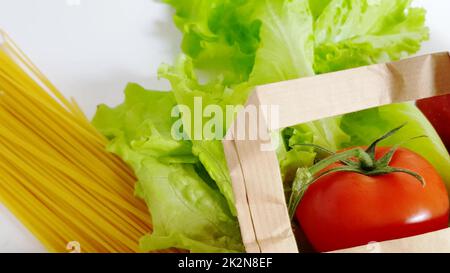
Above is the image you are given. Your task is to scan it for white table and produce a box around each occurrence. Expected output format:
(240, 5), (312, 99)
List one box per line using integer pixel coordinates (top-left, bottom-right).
(0, 0), (448, 252)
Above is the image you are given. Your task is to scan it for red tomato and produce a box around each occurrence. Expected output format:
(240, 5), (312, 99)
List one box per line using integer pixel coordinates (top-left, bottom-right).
(296, 147), (449, 253)
(417, 94), (450, 151)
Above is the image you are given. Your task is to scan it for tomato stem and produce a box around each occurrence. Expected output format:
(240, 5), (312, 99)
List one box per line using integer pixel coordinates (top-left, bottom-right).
(287, 124), (426, 220)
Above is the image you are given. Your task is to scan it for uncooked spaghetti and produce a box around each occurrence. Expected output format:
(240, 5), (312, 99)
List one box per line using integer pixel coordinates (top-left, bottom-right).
(0, 30), (153, 253)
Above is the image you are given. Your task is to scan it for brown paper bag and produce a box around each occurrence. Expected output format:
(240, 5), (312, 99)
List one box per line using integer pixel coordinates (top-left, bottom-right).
(223, 52), (450, 253)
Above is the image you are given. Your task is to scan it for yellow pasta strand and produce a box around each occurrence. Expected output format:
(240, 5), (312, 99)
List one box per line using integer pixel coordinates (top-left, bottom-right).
(0, 30), (160, 253)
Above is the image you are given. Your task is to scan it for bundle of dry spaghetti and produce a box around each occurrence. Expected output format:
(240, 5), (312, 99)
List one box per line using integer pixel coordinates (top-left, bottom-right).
(0, 31), (155, 253)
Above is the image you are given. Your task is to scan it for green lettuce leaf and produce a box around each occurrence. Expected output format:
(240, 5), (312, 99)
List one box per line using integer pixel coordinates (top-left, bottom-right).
(277, 116), (350, 183)
(158, 55), (252, 139)
(164, 0), (260, 84)
(280, 148), (316, 183)
(290, 117), (351, 152)
(165, 0), (316, 84)
(92, 84), (243, 252)
(313, 0), (429, 73)
(191, 140), (238, 216)
(308, 0), (333, 19)
(158, 56), (251, 214)
(247, 0), (315, 85)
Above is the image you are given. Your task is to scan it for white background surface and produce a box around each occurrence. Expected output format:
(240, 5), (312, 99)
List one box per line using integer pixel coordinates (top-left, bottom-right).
(0, 0), (449, 252)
